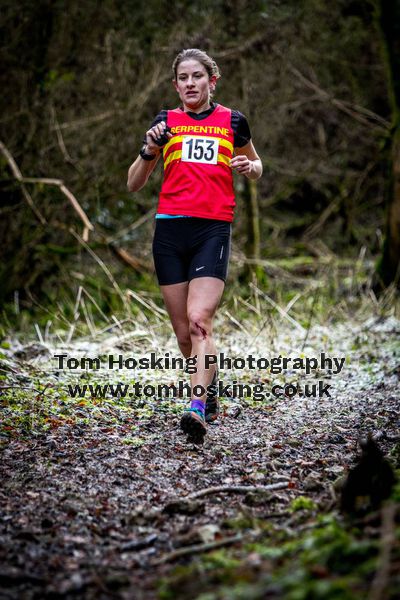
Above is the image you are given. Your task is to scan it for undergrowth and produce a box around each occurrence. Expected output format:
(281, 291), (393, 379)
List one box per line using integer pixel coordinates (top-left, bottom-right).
(157, 495), (400, 600)
(1, 256), (398, 343)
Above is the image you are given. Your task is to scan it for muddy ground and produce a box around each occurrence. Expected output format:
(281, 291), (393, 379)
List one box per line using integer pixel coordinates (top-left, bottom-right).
(1, 313), (400, 599)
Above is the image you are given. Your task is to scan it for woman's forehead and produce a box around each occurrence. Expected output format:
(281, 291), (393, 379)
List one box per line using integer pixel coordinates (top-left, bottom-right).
(176, 59), (207, 75)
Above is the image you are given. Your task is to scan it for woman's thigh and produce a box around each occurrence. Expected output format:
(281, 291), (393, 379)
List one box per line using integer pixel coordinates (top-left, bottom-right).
(152, 219), (190, 285)
(160, 281), (190, 336)
(187, 277), (225, 324)
(188, 221), (231, 283)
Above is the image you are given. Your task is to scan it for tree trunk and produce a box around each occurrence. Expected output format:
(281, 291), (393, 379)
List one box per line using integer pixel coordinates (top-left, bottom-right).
(244, 178), (262, 262)
(240, 56), (262, 279)
(375, 0), (400, 288)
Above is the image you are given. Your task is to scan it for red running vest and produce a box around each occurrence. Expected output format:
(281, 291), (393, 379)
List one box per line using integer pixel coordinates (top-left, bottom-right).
(157, 104), (235, 222)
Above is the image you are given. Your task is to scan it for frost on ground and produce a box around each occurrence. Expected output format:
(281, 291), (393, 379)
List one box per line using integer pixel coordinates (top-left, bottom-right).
(0, 312), (399, 598)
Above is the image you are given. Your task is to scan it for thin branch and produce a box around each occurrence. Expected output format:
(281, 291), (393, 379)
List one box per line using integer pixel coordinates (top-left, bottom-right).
(301, 285), (320, 352)
(126, 289), (168, 317)
(50, 105), (78, 168)
(51, 110), (119, 131)
(302, 196), (342, 239)
(109, 245), (151, 273)
(152, 534), (243, 565)
(52, 220), (152, 274)
(59, 183), (93, 234)
(282, 58), (390, 130)
(250, 283), (306, 333)
(241, 257), (306, 283)
(70, 229), (129, 311)
(0, 140), (46, 224)
(187, 482), (289, 500)
(53, 68), (171, 132)
(213, 33), (269, 59)
(80, 286), (111, 323)
(223, 310), (249, 334)
(0, 140), (93, 238)
(106, 208), (155, 244)
(22, 176), (93, 239)
(271, 46), (389, 129)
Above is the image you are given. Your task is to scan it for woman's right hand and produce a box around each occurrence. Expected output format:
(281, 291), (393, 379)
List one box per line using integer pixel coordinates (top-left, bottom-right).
(145, 121), (173, 154)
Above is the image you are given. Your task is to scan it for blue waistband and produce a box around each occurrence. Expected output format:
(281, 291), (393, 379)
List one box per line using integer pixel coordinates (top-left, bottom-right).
(155, 214), (193, 219)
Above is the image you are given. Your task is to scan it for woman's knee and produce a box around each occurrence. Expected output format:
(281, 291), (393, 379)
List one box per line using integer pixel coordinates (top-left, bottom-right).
(176, 333), (191, 350)
(188, 310), (213, 340)
(173, 325), (191, 349)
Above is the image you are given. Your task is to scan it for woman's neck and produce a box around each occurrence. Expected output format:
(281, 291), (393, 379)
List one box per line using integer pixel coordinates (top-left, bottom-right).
(183, 100), (211, 114)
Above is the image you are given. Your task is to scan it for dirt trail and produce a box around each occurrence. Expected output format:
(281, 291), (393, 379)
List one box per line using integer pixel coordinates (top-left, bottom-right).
(0, 315), (399, 598)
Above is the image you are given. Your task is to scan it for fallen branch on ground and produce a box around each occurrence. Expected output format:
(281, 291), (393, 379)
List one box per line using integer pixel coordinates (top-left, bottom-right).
(187, 482), (289, 500)
(152, 533), (243, 565)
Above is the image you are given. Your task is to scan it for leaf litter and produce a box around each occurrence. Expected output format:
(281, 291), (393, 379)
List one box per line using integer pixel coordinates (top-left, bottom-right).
(0, 309), (400, 599)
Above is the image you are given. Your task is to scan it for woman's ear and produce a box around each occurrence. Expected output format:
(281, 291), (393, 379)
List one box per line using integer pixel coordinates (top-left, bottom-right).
(173, 79), (178, 92)
(209, 74), (217, 93)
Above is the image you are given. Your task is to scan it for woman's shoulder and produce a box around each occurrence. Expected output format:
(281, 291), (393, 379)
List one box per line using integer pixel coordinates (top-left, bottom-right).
(229, 109), (252, 147)
(216, 104), (249, 124)
(151, 107), (185, 124)
(150, 109), (168, 127)
(213, 103), (244, 116)
(230, 107), (247, 121)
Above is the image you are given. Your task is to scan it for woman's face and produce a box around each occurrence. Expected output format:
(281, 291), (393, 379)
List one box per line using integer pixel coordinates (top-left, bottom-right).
(174, 59), (216, 112)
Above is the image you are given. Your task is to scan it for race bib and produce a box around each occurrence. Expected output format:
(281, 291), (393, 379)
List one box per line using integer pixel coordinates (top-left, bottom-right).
(181, 136), (219, 165)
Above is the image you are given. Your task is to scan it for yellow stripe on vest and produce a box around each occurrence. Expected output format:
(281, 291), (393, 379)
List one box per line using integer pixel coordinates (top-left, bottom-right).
(219, 138), (233, 153)
(163, 136), (184, 154)
(164, 150), (182, 169)
(217, 153), (231, 166)
(164, 151), (231, 169)
(164, 135), (233, 156)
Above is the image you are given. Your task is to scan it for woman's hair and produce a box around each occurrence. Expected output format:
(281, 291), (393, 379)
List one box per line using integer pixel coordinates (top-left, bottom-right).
(172, 49), (221, 81)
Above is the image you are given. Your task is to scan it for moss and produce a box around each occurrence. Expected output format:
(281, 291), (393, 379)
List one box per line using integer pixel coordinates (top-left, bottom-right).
(158, 507), (400, 600)
(289, 496), (318, 512)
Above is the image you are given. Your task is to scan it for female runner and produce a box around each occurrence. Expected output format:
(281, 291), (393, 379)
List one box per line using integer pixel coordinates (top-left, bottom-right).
(127, 48), (262, 442)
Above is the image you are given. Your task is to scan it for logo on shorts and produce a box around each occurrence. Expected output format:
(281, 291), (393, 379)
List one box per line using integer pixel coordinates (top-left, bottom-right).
(195, 266), (205, 271)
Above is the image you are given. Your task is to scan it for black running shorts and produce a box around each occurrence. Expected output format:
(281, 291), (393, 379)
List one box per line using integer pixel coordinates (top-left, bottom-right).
(152, 218), (231, 285)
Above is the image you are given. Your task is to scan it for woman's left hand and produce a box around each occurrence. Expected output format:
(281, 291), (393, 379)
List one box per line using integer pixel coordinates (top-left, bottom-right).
(230, 155), (253, 175)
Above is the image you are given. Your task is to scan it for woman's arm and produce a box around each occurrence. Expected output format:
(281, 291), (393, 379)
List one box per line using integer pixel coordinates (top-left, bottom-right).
(127, 120), (172, 192)
(230, 141), (263, 181)
(127, 152), (161, 192)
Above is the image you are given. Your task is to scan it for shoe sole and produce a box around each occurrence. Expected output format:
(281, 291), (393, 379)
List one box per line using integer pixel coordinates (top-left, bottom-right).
(205, 399), (220, 423)
(205, 408), (220, 423)
(180, 412), (206, 444)
(205, 371), (219, 423)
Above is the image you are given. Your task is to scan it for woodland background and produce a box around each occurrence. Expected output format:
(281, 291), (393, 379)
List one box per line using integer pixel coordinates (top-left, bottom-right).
(1, 0), (399, 333)
(1, 3), (400, 599)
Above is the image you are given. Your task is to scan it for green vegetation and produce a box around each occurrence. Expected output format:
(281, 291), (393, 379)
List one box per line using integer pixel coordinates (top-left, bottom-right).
(1, 0), (399, 328)
(158, 507), (400, 599)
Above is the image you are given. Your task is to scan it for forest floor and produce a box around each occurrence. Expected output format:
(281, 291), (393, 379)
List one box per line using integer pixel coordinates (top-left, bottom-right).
(1, 299), (400, 599)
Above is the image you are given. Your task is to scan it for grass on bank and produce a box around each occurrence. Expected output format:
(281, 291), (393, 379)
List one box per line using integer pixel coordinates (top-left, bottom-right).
(1, 252), (398, 343)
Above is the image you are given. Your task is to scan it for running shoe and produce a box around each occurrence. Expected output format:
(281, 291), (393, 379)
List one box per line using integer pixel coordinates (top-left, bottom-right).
(205, 370), (220, 423)
(180, 408), (207, 443)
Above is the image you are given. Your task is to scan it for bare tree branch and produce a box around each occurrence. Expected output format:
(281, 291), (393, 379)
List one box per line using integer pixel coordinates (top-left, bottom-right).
(0, 140), (46, 225)
(272, 48), (390, 130)
(22, 176), (93, 240)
